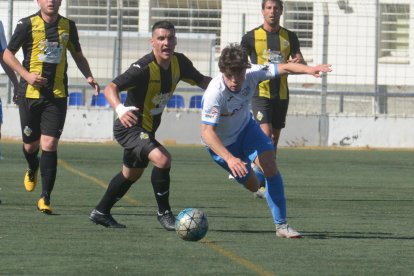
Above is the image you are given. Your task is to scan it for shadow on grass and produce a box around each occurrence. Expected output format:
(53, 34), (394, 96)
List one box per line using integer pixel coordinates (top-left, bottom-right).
(302, 231), (414, 240)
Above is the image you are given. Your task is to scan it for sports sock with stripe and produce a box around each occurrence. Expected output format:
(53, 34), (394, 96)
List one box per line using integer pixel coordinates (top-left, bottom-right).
(151, 166), (171, 214)
(95, 171), (134, 214)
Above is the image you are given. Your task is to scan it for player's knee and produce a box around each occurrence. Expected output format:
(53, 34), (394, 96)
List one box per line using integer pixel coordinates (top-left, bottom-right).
(152, 153), (171, 168)
(261, 161), (277, 177)
(122, 167), (143, 181)
(244, 173), (260, 192)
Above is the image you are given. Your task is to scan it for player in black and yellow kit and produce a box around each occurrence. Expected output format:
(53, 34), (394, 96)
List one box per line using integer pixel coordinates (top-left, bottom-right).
(3, 0), (99, 214)
(241, 0), (306, 197)
(89, 21), (211, 229)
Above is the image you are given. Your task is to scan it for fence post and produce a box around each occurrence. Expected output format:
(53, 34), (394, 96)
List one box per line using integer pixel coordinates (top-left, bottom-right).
(114, 0), (123, 78)
(6, 0), (13, 104)
(319, 2), (329, 147)
(373, 0), (380, 115)
(378, 85), (388, 114)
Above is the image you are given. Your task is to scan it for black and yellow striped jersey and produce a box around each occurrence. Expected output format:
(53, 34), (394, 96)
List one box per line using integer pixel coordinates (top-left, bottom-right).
(241, 25), (301, 100)
(8, 11), (81, 99)
(113, 51), (205, 133)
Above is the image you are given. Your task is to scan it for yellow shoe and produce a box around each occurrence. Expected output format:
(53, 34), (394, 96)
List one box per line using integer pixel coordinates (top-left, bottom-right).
(24, 168), (39, 192)
(37, 197), (52, 214)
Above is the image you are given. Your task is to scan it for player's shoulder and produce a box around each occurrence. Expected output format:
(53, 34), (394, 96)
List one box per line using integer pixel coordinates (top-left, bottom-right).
(247, 25), (263, 34)
(281, 26), (299, 37)
(16, 13), (38, 27)
(243, 26), (261, 38)
(57, 14), (77, 26)
(205, 75), (226, 98)
(173, 52), (192, 63)
(130, 52), (153, 69)
(173, 52), (186, 59)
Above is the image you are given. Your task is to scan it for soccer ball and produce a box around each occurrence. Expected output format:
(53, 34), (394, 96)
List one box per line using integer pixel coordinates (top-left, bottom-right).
(175, 208), (208, 241)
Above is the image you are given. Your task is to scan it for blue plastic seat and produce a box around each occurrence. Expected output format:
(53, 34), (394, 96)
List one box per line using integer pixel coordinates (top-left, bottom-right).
(91, 93), (110, 107)
(167, 95), (185, 108)
(189, 95), (203, 109)
(68, 92), (83, 106)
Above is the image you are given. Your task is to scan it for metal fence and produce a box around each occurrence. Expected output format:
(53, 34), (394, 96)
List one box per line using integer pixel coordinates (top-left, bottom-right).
(1, 0), (413, 116)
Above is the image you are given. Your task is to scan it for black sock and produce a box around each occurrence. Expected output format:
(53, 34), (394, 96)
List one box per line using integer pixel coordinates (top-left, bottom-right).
(95, 172), (134, 214)
(40, 150), (57, 199)
(151, 167), (171, 214)
(23, 146), (39, 171)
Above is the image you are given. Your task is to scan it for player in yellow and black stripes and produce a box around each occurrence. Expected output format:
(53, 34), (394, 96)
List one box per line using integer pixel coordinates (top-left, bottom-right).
(3, 0), (100, 214)
(241, 0), (306, 197)
(89, 21), (211, 230)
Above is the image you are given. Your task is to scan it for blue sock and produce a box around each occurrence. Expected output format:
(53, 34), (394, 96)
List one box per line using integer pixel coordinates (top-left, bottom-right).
(265, 172), (287, 225)
(252, 165), (265, 186)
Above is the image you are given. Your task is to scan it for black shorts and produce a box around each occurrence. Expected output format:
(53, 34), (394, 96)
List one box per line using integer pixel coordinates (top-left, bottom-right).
(113, 119), (161, 168)
(19, 98), (67, 143)
(251, 96), (289, 129)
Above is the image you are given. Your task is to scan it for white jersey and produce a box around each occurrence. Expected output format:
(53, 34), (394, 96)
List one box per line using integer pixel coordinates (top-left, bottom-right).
(0, 20), (7, 52)
(201, 64), (278, 146)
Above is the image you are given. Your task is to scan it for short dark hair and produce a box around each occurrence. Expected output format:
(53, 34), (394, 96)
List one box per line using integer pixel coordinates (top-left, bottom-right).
(218, 43), (250, 75)
(151, 20), (175, 34)
(261, 0), (284, 10)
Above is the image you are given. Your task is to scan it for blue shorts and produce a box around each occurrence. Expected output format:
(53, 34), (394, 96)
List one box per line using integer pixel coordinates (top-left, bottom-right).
(207, 117), (275, 184)
(0, 98), (3, 124)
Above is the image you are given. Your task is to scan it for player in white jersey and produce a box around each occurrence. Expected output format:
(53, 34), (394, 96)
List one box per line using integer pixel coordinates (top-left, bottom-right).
(201, 44), (331, 238)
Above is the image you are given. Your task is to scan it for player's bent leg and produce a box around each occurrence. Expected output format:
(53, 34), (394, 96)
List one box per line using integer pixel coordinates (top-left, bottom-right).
(90, 168), (138, 228)
(37, 196), (52, 214)
(251, 163), (266, 198)
(152, 166), (175, 231)
(264, 172), (302, 238)
(243, 171), (260, 193)
(37, 135), (59, 212)
(89, 209), (126, 228)
(276, 223), (302, 239)
(148, 147), (175, 231)
(272, 128), (282, 155)
(23, 142), (40, 192)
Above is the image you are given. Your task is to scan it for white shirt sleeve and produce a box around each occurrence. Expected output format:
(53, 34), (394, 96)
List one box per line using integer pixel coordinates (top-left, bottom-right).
(201, 89), (221, 126)
(248, 63), (279, 84)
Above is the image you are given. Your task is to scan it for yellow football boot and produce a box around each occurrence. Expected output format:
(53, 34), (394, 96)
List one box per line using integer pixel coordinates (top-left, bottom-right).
(37, 197), (53, 215)
(24, 168), (39, 192)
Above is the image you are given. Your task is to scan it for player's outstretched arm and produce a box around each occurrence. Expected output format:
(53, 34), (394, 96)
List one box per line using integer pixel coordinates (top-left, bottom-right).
(277, 63), (332, 77)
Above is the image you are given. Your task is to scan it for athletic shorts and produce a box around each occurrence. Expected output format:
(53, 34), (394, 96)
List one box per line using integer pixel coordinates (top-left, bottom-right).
(207, 118), (275, 184)
(113, 119), (161, 168)
(19, 98), (67, 143)
(0, 98), (3, 124)
(251, 96), (289, 129)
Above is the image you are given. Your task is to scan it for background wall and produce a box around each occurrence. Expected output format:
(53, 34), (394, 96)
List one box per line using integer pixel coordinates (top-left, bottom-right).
(3, 106), (413, 148)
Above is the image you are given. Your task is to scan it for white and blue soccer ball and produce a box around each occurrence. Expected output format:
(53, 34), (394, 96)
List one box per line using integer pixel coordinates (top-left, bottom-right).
(175, 208), (208, 241)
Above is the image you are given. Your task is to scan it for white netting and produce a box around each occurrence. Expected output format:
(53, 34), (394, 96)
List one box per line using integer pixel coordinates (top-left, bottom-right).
(1, 0), (413, 115)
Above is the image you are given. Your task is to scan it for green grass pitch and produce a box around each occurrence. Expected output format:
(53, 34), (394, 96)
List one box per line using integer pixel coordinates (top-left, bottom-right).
(0, 142), (413, 275)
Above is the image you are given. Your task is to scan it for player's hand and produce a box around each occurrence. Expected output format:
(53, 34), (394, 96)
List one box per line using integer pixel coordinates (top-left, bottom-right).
(87, 77), (100, 96)
(27, 72), (47, 88)
(12, 94), (19, 105)
(115, 104), (139, 128)
(227, 156), (248, 178)
(12, 86), (19, 105)
(288, 57), (301, 63)
(310, 64), (332, 77)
